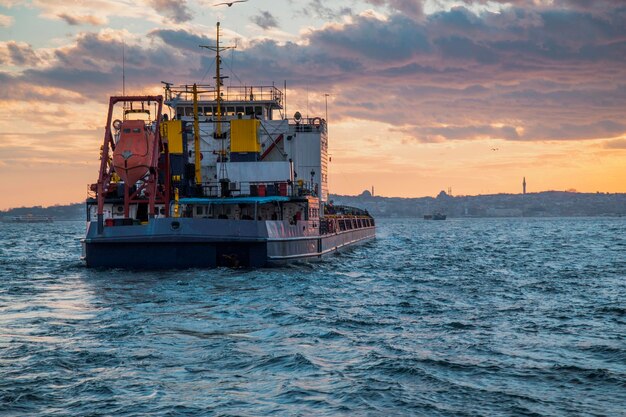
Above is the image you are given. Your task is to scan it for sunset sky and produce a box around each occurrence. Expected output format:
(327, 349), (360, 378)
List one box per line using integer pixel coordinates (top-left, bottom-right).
(1, 0), (625, 209)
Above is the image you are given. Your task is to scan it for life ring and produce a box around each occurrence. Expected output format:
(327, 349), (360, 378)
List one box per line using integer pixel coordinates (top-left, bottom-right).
(112, 119), (122, 130)
(312, 117), (322, 129)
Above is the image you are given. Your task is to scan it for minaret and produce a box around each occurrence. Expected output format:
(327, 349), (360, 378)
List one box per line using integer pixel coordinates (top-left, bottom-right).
(523, 177), (526, 195)
(371, 186), (374, 197)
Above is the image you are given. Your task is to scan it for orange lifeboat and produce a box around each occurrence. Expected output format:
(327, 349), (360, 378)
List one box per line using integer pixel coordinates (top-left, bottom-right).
(112, 120), (156, 185)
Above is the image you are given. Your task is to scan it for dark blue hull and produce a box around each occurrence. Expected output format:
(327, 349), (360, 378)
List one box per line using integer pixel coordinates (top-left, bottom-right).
(82, 218), (375, 269)
(84, 241), (268, 268)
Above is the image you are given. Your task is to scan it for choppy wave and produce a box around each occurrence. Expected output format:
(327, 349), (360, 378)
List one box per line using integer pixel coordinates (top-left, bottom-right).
(1, 218), (625, 416)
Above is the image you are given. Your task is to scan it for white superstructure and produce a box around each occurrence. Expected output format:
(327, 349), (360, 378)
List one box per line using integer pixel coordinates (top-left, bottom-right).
(165, 84), (329, 204)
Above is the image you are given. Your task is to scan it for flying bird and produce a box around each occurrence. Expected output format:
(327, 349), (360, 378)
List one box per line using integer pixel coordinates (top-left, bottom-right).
(213, 0), (248, 6)
(491, 148), (499, 151)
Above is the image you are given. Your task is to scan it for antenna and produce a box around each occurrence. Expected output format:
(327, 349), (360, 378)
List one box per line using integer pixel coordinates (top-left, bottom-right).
(229, 41), (237, 87)
(284, 80), (287, 120)
(324, 93), (330, 123)
(324, 93), (330, 142)
(122, 40), (125, 96)
(122, 40), (128, 119)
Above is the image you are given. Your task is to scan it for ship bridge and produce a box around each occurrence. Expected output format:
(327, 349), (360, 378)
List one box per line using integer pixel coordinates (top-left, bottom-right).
(165, 84), (283, 121)
(161, 81), (328, 202)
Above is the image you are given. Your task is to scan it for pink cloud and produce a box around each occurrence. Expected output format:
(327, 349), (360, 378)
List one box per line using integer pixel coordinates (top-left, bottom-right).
(57, 13), (107, 26)
(2, 2), (626, 143)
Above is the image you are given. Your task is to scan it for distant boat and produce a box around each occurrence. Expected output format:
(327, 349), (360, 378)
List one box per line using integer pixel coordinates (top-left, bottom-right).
(8, 214), (53, 223)
(424, 212), (446, 220)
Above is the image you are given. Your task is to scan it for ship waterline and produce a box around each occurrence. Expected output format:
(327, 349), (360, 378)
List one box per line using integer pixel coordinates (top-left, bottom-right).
(83, 215), (375, 268)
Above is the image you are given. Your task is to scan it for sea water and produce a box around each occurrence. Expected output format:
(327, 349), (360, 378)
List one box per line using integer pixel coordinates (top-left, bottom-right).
(0, 218), (624, 416)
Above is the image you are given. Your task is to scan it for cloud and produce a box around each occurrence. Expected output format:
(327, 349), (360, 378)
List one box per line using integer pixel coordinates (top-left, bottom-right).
(0, 73), (87, 104)
(395, 124), (522, 142)
(297, 0), (353, 21)
(460, 0), (625, 14)
(395, 120), (626, 143)
(308, 13), (429, 62)
(57, 13), (107, 26)
(603, 138), (626, 149)
(251, 11), (279, 30)
(0, 30), (204, 102)
(149, 29), (212, 53)
(4, 2), (626, 144)
(0, 42), (40, 66)
(31, 0), (192, 26)
(365, 0), (423, 19)
(148, 0), (192, 23)
(0, 13), (13, 27)
(536, 120), (622, 142)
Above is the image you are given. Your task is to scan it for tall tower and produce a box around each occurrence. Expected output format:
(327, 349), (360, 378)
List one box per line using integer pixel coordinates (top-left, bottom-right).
(523, 177), (526, 195)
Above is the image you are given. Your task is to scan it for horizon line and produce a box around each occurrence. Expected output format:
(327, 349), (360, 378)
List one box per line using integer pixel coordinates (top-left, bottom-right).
(2, 189), (626, 212)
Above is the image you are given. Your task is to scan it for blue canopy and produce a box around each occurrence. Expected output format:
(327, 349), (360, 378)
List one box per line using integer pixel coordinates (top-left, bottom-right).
(179, 196), (291, 205)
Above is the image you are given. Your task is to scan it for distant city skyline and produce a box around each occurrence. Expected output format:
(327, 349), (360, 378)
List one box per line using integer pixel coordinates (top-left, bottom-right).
(1, 0), (625, 209)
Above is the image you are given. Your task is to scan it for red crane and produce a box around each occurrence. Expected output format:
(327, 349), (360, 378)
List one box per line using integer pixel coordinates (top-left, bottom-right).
(94, 95), (169, 234)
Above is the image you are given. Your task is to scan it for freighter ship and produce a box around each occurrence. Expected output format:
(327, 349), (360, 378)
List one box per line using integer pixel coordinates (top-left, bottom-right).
(82, 23), (375, 268)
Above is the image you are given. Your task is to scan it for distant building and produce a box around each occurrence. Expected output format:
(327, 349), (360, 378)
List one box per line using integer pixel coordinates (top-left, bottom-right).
(523, 177), (527, 194)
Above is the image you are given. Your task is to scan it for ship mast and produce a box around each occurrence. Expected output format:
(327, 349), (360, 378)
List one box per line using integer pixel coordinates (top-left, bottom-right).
(199, 22), (236, 183)
(200, 22), (235, 138)
(216, 22), (223, 137)
(193, 83), (201, 186)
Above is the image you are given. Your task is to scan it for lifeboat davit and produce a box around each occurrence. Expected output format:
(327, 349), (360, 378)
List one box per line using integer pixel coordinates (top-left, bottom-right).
(112, 120), (156, 185)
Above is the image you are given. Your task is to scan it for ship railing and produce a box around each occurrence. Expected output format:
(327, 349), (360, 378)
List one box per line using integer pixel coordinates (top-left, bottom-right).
(197, 180), (318, 199)
(169, 179), (319, 219)
(319, 215), (375, 235)
(287, 117), (327, 133)
(165, 84), (283, 105)
(326, 204), (371, 217)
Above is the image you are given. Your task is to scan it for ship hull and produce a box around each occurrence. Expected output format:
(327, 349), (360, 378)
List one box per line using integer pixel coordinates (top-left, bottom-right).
(82, 218), (375, 268)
